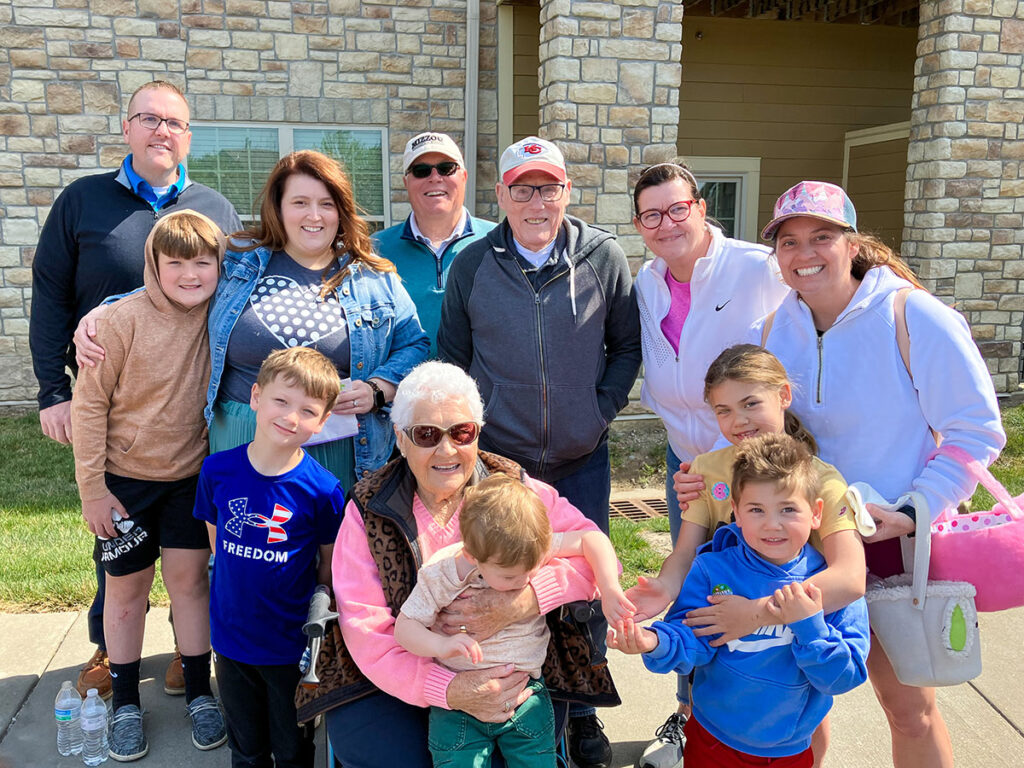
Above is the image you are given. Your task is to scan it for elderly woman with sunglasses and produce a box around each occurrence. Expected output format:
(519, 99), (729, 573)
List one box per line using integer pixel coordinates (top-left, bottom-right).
(299, 361), (615, 768)
(625, 161), (790, 768)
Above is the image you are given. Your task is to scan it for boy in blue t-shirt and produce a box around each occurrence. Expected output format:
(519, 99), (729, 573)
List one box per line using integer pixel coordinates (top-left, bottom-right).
(610, 433), (869, 768)
(193, 347), (345, 767)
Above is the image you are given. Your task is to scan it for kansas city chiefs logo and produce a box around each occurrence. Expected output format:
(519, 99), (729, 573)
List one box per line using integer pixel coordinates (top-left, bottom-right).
(224, 498), (292, 544)
(521, 143), (543, 155)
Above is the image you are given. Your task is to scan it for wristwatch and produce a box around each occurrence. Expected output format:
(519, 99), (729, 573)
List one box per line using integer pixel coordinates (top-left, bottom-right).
(366, 379), (386, 412)
(896, 502), (917, 537)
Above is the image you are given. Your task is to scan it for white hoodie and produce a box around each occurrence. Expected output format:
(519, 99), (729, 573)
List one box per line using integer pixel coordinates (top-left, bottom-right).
(637, 226), (790, 462)
(762, 266), (1005, 520)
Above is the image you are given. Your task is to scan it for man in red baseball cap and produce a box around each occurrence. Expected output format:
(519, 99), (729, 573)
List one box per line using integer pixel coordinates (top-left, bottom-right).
(439, 135), (642, 768)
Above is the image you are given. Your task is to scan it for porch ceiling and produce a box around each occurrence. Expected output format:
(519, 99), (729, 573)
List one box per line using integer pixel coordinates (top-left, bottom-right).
(685, 0), (919, 26)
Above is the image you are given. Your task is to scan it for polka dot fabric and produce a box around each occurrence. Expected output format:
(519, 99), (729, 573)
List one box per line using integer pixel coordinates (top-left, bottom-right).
(250, 275), (346, 349)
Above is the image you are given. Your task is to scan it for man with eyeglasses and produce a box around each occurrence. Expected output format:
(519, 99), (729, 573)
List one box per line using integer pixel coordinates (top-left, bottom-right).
(29, 80), (240, 703)
(373, 132), (496, 353)
(438, 136), (641, 768)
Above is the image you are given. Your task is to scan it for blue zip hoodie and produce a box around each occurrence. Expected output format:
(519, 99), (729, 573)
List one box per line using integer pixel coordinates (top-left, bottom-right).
(643, 524), (869, 758)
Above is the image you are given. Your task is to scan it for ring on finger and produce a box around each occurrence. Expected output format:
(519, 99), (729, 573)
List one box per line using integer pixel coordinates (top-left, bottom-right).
(459, 624), (467, 633)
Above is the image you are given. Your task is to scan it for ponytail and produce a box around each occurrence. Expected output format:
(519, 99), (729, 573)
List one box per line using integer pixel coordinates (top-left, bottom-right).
(848, 232), (923, 289)
(783, 411), (818, 456)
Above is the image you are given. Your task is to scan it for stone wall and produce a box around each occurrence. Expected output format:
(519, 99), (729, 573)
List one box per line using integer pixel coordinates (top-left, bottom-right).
(0, 0), (497, 403)
(903, 0), (1024, 393)
(536, 0), (684, 270)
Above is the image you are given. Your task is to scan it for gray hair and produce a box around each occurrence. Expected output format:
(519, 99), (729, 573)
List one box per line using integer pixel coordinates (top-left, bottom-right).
(390, 361), (485, 431)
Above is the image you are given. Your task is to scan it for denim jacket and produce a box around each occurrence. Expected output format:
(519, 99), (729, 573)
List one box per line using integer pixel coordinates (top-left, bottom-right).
(205, 244), (430, 478)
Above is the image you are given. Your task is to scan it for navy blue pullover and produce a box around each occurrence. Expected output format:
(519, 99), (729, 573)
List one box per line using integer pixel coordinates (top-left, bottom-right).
(30, 168), (240, 409)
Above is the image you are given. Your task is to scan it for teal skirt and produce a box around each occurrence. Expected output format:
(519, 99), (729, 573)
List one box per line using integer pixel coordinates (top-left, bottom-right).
(209, 399), (357, 493)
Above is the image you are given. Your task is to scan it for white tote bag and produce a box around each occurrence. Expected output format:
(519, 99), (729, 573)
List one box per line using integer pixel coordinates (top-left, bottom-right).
(860, 489), (981, 687)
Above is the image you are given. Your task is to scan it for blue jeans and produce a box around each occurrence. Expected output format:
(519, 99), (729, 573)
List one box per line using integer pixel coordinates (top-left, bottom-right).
(666, 443), (685, 546)
(665, 443), (691, 707)
(325, 690), (568, 768)
(549, 442), (610, 720)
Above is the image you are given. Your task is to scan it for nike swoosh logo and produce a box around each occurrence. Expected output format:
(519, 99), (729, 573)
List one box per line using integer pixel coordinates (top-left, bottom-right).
(715, 300), (731, 311)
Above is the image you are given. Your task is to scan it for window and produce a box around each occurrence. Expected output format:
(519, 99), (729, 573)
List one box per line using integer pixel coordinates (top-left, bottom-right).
(188, 123), (389, 228)
(686, 157), (761, 243)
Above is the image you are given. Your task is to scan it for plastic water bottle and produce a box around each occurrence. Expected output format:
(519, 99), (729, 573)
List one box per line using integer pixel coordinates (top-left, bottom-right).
(54, 681), (83, 756)
(80, 688), (108, 765)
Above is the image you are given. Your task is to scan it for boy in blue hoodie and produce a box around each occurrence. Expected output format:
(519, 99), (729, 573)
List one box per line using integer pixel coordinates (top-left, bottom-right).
(610, 433), (869, 768)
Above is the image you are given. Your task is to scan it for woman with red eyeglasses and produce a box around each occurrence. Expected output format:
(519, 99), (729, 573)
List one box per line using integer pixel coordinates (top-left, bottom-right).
(296, 360), (616, 767)
(625, 161), (789, 768)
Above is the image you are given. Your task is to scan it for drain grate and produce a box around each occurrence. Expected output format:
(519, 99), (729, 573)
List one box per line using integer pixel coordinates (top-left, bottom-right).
(609, 496), (667, 521)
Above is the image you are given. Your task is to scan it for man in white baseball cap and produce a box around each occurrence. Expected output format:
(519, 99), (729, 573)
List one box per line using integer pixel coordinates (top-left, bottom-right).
(372, 132), (496, 353)
(439, 136), (642, 768)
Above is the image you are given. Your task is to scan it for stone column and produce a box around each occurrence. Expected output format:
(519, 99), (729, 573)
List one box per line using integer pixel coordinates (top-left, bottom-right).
(537, 0), (684, 268)
(902, 0), (1024, 393)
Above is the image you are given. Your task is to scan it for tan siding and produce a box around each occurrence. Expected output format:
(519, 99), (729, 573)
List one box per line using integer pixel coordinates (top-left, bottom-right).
(677, 17), (917, 237)
(512, 5), (540, 141)
(847, 137), (910, 252)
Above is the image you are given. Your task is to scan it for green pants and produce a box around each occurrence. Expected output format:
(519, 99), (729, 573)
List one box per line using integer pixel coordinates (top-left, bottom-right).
(428, 679), (555, 768)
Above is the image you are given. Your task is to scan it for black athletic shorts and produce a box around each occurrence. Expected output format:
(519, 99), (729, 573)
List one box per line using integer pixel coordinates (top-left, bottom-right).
(93, 473), (208, 577)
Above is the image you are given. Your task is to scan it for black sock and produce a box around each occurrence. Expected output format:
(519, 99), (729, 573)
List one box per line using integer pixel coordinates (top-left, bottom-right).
(180, 651), (213, 703)
(109, 659), (141, 711)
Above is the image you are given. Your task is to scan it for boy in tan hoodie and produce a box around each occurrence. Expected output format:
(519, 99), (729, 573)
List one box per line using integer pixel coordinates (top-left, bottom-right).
(71, 209), (228, 762)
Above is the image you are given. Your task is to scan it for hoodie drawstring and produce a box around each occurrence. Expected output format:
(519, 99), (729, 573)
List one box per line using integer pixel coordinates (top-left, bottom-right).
(565, 251), (577, 323)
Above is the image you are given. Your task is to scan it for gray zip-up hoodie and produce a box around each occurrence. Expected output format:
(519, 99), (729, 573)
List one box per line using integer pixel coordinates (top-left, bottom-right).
(438, 215), (641, 481)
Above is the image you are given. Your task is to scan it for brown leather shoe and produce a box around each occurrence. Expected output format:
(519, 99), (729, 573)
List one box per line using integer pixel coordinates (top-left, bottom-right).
(164, 648), (185, 695)
(76, 648), (111, 700)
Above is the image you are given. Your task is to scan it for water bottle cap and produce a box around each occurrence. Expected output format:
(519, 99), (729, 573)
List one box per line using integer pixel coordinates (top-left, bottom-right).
(61, 680), (72, 687)
(86, 688), (98, 697)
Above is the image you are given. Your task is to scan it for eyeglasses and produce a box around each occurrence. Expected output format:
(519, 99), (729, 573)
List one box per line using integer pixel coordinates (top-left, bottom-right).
(636, 200), (696, 230)
(403, 421), (481, 448)
(128, 112), (190, 135)
(407, 162), (460, 179)
(506, 183), (566, 203)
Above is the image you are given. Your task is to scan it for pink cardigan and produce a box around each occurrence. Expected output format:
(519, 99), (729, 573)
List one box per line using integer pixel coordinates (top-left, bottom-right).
(332, 473), (600, 709)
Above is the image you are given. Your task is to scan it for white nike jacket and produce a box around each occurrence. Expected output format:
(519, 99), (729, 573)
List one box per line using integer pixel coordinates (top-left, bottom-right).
(637, 226), (789, 462)
(762, 266), (1005, 520)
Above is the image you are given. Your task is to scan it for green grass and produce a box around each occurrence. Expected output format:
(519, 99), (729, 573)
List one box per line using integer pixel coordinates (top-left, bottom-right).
(969, 404), (1024, 510)
(2, 404), (1023, 611)
(609, 516), (670, 590)
(0, 411), (167, 611)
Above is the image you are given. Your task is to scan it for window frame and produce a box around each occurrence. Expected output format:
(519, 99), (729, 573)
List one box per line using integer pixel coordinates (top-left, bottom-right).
(187, 121), (391, 228)
(686, 156), (761, 243)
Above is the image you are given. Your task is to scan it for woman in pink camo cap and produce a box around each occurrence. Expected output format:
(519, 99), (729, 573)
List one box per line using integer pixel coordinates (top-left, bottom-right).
(757, 180), (1004, 768)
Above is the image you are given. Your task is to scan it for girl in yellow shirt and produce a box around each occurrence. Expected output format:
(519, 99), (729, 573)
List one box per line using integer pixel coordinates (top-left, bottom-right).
(626, 344), (873, 768)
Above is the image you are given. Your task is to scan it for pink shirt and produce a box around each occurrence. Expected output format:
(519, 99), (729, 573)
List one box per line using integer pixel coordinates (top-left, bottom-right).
(333, 474), (600, 709)
(660, 270), (691, 355)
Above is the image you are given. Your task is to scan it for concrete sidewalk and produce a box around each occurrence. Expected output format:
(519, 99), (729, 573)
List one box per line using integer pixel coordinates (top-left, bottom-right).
(2, 607), (1022, 767)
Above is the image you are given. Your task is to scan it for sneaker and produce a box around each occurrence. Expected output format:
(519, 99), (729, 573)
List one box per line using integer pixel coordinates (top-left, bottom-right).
(567, 714), (612, 768)
(186, 695), (227, 751)
(164, 648), (185, 696)
(637, 712), (687, 768)
(109, 704), (148, 762)
(76, 648), (112, 701)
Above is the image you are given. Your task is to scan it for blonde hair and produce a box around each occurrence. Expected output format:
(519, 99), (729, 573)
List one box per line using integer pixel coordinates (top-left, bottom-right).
(704, 344), (818, 455)
(731, 432), (820, 506)
(255, 347), (341, 412)
(233, 150), (394, 300)
(150, 210), (225, 263)
(847, 231), (924, 289)
(460, 475), (551, 570)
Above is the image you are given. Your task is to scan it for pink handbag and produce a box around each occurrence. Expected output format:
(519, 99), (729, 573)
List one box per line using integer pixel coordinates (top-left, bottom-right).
(928, 444), (1024, 612)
